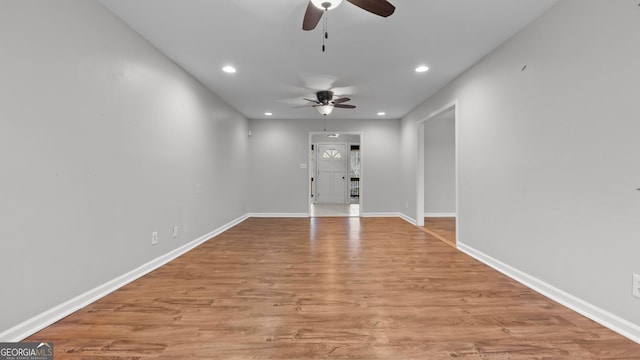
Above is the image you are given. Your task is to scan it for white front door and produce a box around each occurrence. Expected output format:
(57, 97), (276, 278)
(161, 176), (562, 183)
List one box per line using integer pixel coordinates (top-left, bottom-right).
(317, 143), (347, 204)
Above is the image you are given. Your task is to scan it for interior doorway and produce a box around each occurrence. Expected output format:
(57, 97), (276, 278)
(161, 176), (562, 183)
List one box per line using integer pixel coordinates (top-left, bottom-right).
(309, 132), (362, 217)
(417, 103), (458, 247)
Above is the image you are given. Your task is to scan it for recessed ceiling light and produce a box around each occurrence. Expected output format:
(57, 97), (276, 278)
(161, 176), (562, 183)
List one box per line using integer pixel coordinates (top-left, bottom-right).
(222, 65), (236, 73)
(415, 65), (430, 73)
(265, 112), (273, 116)
(377, 112), (386, 116)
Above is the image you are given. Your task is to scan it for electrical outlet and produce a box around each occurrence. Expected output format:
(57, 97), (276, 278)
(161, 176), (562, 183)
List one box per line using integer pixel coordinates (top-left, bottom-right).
(172, 226), (179, 238)
(633, 274), (640, 298)
(151, 232), (158, 246)
(405, 202), (409, 209)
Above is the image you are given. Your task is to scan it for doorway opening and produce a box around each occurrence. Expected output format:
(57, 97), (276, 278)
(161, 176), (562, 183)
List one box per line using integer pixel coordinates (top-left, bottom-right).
(417, 103), (458, 247)
(309, 132), (362, 217)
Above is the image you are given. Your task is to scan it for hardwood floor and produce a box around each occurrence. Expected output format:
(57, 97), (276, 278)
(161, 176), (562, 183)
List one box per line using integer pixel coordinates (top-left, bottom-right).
(423, 217), (456, 248)
(27, 217), (639, 359)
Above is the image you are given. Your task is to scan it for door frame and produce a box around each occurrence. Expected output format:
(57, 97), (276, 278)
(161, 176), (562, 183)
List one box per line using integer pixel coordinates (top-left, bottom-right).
(308, 132), (364, 216)
(416, 101), (459, 240)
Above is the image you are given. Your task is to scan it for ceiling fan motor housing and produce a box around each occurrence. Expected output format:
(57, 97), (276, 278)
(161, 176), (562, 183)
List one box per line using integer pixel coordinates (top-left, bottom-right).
(317, 90), (334, 105)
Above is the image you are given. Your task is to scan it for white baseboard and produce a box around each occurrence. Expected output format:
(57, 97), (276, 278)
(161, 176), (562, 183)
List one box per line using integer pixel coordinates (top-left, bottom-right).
(361, 211), (401, 218)
(0, 214), (249, 342)
(398, 213), (417, 225)
(458, 243), (640, 344)
(247, 213), (309, 218)
(361, 212), (398, 217)
(424, 212), (456, 218)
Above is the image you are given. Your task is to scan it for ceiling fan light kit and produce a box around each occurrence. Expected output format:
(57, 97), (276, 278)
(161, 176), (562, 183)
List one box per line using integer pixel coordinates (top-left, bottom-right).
(310, 0), (343, 11)
(317, 105), (334, 115)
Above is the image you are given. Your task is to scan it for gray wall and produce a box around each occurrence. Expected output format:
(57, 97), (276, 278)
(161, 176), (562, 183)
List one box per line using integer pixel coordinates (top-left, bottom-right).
(424, 112), (456, 215)
(248, 118), (401, 215)
(402, 0), (640, 327)
(0, 0), (249, 333)
(312, 133), (360, 144)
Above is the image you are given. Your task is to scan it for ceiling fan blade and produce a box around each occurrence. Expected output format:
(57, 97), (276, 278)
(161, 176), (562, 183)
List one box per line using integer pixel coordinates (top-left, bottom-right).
(303, 98), (321, 104)
(302, 1), (324, 30)
(346, 0), (395, 17)
(333, 104), (356, 109)
(292, 104), (318, 108)
(332, 97), (351, 104)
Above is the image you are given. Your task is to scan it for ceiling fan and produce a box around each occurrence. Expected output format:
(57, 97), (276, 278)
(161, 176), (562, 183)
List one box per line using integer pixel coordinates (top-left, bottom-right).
(303, 0), (395, 51)
(294, 90), (356, 115)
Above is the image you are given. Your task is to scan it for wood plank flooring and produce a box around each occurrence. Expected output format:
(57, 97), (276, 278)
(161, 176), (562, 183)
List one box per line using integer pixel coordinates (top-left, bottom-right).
(423, 217), (457, 248)
(27, 217), (640, 359)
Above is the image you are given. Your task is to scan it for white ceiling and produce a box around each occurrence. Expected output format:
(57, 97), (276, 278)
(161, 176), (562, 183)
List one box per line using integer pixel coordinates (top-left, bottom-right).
(98, 0), (558, 120)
